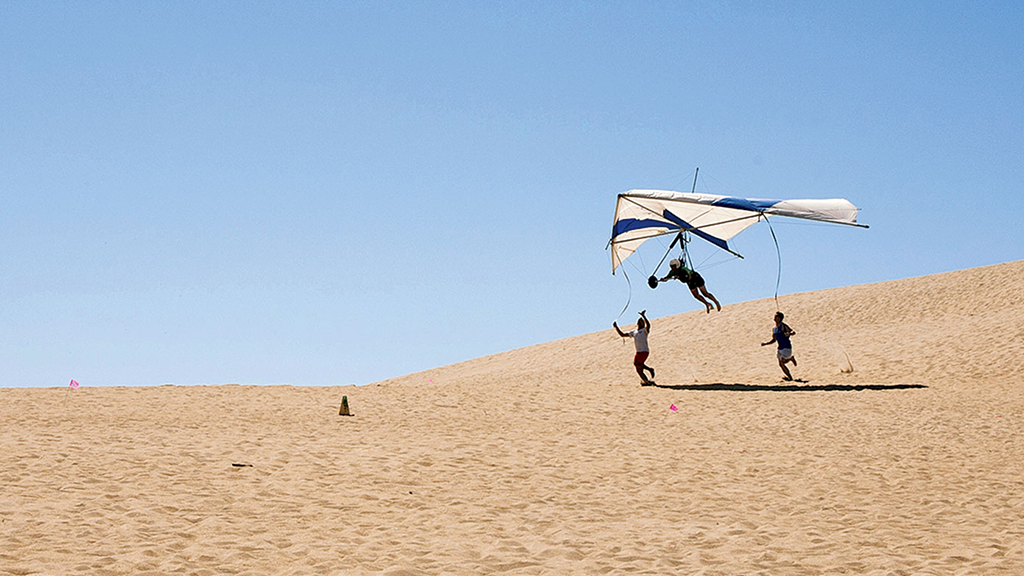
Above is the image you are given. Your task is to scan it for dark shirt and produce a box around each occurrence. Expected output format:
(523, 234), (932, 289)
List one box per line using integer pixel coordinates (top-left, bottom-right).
(773, 324), (793, 349)
(667, 267), (704, 289)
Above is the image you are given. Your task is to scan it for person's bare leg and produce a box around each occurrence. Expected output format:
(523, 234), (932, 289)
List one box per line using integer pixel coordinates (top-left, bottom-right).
(690, 288), (713, 313)
(779, 359), (793, 380)
(699, 286), (722, 311)
(636, 364), (650, 383)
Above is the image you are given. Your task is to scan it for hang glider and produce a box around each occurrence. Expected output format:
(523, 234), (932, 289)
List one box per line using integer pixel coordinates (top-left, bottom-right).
(610, 189), (867, 273)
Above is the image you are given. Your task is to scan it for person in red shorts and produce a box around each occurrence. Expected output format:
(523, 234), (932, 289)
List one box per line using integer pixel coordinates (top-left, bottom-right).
(613, 310), (655, 385)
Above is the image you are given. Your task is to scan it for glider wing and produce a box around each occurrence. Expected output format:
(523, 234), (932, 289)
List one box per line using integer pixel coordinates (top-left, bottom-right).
(610, 190), (865, 273)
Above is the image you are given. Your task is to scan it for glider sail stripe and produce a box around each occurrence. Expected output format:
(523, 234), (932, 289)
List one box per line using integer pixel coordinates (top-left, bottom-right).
(660, 210), (730, 252)
(710, 197), (779, 212)
(611, 189), (865, 273)
(611, 217), (679, 238)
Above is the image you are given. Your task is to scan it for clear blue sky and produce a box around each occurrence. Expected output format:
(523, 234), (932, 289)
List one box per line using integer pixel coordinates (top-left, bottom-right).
(2, 2), (1021, 387)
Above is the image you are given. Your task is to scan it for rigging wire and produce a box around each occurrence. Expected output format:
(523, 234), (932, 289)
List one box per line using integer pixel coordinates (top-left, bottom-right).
(764, 214), (783, 310)
(613, 265), (633, 322)
(651, 233), (682, 278)
(614, 248), (653, 322)
(694, 249), (739, 271)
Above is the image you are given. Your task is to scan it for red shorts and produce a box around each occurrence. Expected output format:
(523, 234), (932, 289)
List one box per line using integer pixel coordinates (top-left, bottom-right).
(634, 351), (650, 365)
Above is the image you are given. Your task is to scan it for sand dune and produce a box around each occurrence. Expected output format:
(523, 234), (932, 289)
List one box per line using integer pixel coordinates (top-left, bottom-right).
(3, 261), (1023, 574)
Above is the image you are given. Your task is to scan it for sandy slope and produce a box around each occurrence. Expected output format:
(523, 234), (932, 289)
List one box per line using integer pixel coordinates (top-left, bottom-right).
(2, 261), (1023, 575)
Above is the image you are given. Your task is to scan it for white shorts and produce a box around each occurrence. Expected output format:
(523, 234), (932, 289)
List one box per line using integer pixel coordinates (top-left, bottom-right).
(777, 348), (793, 360)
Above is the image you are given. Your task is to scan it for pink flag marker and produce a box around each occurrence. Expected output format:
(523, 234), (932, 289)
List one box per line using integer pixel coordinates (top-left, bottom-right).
(670, 404), (677, 412)
(69, 379), (80, 390)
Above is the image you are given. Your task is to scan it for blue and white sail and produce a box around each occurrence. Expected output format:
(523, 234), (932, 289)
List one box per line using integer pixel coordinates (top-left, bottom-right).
(610, 189), (866, 273)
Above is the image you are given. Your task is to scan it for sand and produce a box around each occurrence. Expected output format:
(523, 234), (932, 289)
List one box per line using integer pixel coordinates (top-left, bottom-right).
(2, 260), (1023, 575)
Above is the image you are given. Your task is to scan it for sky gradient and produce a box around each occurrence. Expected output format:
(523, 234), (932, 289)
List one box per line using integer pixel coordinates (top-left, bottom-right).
(2, 1), (1022, 387)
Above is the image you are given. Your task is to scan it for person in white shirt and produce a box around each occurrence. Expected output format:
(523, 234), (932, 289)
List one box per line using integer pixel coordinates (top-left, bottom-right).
(613, 310), (655, 385)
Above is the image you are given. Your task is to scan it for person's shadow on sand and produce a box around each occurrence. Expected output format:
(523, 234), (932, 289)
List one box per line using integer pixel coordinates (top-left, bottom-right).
(647, 382), (926, 392)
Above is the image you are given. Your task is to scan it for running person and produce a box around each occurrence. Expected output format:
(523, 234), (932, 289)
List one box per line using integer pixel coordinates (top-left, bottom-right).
(613, 310), (655, 385)
(761, 311), (798, 380)
(659, 259), (722, 313)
